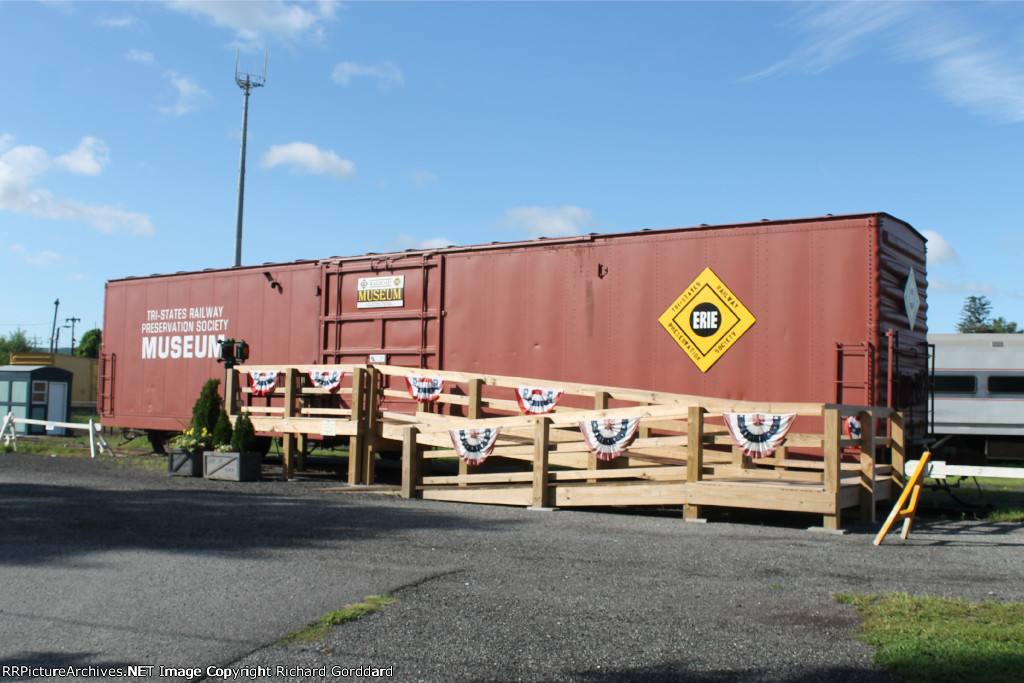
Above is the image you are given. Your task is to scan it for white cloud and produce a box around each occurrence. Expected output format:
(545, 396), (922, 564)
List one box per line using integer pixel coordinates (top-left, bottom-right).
(745, 3), (911, 79)
(160, 71), (212, 116)
(999, 235), (1024, 256)
(920, 229), (957, 267)
(923, 39), (1024, 123)
(125, 49), (155, 66)
(499, 206), (593, 239)
(0, 135), (154, 235)
(9, 245), (62, 268)
(260, 142), (355, 180)
(928, 279), (997, 296)
(166, 0), (338, 47)
(332, 61), (404, 89)
(55, 137), (110, 176)
(96, 16), (138, 29)
(748, 3), (1024, 123)
(408, 170), (439, 187)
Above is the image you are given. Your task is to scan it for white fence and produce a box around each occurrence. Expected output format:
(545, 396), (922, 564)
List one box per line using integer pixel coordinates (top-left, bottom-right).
(904, 459), (1024, 481)
(1, 412), (113, 459)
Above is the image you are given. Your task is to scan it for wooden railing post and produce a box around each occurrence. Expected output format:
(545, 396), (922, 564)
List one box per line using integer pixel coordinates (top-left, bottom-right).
(858, 409), (876, 522)
(890, 411), (906, 493)
(468, 377), (484, 419)
(400, 425), (420, 499)
(348, 367), (366, 485)
(823, 407), (841, 530)
(282, 367), (297, 480)
(684, 405), (705, 521)
(294, 370), (308, 472)
(459, 378), (484, 483)
(364, 366), (381, 485)
(532, 416), (551, 508)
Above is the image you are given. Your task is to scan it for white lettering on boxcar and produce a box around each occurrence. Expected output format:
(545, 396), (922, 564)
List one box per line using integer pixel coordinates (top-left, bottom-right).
(141, 305), (229, 361)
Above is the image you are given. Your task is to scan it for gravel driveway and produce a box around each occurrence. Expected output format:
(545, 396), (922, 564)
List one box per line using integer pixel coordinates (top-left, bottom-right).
(2, 451), (1022, 682)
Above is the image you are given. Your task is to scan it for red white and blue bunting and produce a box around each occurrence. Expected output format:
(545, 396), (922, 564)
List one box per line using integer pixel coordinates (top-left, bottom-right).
(844, 416), (863, 440)
(722, 412), (796, 459)
(449, 427), (501, 466)
(406, 375), (445, 402)
(249, 370), (279, 397)
(578, 417), (641, 461)
(514, 386), (564, 415)
(309, 370), (344, 394)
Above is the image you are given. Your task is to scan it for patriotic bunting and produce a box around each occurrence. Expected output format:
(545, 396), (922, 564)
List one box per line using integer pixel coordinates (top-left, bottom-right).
(514, 386), (564, 415)
(844, 416), (863, 440)
(309, 370), (344, 394)
(249, 370), (279, 397)
(449, 427), (501, 466)
(579, 418), (641, 461)
(722, 412), (796, 459)
(406, 375), (445, 402)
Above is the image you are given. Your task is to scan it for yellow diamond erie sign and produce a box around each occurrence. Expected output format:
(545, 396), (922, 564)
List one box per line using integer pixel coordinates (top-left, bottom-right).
(658, 267), (756, 373)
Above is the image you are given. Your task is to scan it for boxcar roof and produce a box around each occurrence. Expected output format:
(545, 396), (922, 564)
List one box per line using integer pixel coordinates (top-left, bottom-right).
(109, 211), (922, 283)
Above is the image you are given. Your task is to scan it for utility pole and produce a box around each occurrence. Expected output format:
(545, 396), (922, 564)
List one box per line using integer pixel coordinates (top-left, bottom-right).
(66, 317), (81, 354)
(233, 50), (267, 268)
(49, 299), (60, 352)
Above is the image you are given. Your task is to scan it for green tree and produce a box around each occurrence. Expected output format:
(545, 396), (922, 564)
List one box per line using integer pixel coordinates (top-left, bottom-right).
(956, 295), (992, 333)
(0, 329), (34, 365)
(989, 316), (1021, 333)
(231, 411), (257, 453)
(190, 378), (222, 435)
(212, 408), (233, 447)
(74, 329), (102, 358)
(956, 295), (1022, 333)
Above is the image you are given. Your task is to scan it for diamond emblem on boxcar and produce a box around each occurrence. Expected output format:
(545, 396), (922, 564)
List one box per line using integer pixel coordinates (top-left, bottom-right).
(658, 267), (756, 373)
(904, 268), (920, 331)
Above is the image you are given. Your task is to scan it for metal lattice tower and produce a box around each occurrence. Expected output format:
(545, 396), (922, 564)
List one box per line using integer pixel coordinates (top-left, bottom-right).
(233, 50), (267, 267)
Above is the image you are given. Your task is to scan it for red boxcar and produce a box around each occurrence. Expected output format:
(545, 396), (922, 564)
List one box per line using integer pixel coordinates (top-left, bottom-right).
(100, 212), (928, 443)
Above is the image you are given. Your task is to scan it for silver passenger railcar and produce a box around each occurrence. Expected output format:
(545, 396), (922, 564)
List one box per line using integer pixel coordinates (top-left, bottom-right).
(929, 333), (1024, 462)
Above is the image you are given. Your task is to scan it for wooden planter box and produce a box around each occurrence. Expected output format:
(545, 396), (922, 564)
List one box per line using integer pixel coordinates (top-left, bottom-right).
(168, 448), (203, 477)
(203, 451), (261, 481)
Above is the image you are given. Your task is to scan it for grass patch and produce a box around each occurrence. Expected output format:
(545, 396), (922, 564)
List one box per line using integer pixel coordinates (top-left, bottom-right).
(988, 508), (1024, 523)
(919, 475), (1024, 523)
(3, 438), (91, 458)
(279, 595), (396, 645)
(835, 593), (1024, 682)
(2, 434), (167, 473)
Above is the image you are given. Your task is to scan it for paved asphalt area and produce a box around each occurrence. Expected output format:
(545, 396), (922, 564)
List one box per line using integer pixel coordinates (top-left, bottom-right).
(2, 451), (1023, 683)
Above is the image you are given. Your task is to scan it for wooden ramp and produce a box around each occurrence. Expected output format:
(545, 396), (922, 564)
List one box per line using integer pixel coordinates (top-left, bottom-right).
(226, 364), (907, 530)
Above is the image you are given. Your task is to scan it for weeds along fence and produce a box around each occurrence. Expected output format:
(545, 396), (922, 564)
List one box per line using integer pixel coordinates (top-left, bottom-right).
(1, 412), (113, 459)
(228, 364), (906, 529)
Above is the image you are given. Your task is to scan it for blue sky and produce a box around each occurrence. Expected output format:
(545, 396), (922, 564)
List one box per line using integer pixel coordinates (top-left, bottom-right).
(1, 1), (1023, 348)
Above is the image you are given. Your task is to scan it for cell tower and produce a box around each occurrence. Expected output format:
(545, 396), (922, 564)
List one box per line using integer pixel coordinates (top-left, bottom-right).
(233, 50), (267, 268)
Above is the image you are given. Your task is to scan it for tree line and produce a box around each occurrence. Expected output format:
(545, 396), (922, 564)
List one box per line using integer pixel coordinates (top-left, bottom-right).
(956, 296), (1021, 334)
(0, 328), (102, 365)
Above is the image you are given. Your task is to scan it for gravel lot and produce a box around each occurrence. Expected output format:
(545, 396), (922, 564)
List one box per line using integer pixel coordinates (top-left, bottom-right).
(2, 450), (1022, 682)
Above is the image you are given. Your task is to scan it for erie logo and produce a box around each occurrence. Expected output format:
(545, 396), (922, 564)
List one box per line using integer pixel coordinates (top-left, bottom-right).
(658, 267), (756, 373)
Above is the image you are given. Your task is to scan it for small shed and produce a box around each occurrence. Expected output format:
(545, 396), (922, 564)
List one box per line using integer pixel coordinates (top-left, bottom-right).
(0, 365), (73, 435)
(10, 352), (99, 412)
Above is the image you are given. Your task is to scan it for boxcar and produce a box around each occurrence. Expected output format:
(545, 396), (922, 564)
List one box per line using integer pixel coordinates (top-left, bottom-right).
(99, 212), (929, 447)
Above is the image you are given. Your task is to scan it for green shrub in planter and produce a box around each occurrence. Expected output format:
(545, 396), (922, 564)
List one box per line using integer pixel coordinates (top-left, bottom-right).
(232, 411), (257, 453)
(191, 378), (222, 435)
(212, 409), (233, 449)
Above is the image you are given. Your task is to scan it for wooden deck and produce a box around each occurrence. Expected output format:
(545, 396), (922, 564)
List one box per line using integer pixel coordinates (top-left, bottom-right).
(226, 364), (907, 530)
